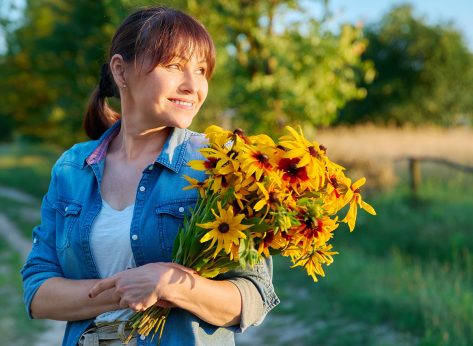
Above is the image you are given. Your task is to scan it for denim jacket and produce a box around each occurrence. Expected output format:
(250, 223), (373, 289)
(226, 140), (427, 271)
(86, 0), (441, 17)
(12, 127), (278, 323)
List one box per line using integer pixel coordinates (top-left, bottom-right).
(21, 121), (279, 346)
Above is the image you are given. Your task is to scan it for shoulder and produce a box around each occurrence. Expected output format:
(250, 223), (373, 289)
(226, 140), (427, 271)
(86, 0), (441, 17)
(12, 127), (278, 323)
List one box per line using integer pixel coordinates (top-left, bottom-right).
(53, 139), (100, 170)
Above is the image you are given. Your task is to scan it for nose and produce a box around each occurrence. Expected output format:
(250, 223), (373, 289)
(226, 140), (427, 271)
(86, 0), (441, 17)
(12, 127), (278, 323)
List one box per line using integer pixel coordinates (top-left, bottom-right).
(178, 71), (199, 94)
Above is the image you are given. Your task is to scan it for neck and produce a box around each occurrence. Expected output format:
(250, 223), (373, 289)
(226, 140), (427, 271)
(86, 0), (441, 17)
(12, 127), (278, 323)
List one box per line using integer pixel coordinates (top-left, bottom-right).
(110, 116), (171, 162)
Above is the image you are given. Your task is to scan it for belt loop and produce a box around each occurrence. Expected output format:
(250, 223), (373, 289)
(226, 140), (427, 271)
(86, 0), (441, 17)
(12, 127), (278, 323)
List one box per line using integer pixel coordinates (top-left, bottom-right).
(118, 321), (132, 343)
(83, 332), (99, 346)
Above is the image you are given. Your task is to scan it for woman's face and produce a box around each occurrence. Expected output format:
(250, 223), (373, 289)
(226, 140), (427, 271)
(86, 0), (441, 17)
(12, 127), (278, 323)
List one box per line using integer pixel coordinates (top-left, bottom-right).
(125, 54), (209, 129)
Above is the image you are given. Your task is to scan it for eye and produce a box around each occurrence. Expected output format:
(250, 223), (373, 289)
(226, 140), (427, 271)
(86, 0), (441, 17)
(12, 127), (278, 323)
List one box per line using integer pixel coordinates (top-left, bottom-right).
(196, 67), (206, 75)
(166, 63), (181, 70)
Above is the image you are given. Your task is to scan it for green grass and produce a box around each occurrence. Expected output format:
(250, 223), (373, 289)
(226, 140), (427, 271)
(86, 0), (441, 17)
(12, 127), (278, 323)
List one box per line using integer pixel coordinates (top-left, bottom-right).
(0, 238), (47, 345)
(255, 168), (473, 346)
(0, 196), (41, 239)
(0, 142), (61, 198)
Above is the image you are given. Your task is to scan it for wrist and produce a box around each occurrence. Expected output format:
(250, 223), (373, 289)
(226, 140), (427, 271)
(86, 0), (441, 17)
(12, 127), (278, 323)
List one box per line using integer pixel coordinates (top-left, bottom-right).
(160, 265), (195, 305)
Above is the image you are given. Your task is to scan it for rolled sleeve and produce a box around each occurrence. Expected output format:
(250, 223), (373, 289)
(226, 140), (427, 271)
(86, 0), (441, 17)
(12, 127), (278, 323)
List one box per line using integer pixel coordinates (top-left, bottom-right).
(219, 257), (280, 332)
(20, 163), (64, 319)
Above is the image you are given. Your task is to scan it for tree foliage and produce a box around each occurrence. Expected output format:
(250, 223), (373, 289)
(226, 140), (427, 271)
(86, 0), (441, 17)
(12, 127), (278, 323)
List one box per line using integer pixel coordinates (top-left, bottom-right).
(0, 0), (120, 144)
(339, 5), (473, 126)
(169, 0), (372, 133)
(0, 0), (370, 144)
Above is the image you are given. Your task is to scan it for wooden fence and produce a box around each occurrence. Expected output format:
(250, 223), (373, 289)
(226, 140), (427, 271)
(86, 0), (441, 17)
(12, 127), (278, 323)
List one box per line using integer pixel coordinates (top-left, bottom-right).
(405, 157), (473, 197)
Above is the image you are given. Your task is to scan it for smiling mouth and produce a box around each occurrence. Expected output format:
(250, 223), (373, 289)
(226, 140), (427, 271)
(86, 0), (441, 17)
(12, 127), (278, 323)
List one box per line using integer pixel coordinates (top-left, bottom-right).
(169, 99), (194, 107)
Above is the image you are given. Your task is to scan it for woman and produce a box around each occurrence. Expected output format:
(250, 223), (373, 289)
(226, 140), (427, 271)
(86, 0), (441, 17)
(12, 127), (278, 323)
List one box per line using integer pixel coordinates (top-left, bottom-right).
(21, 6), (279, 346)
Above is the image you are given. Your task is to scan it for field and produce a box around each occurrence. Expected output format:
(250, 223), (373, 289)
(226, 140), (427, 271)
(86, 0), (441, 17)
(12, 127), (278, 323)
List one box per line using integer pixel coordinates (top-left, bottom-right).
(1, 125), (472, 345)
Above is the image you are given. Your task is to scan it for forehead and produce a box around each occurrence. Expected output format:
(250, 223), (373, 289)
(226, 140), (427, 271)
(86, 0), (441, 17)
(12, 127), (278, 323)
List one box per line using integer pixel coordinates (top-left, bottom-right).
(171, 55), (208, 64)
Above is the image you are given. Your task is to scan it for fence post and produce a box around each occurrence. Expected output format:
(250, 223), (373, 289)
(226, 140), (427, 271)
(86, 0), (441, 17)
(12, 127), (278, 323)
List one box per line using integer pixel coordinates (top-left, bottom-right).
(409, 158), (421, 198)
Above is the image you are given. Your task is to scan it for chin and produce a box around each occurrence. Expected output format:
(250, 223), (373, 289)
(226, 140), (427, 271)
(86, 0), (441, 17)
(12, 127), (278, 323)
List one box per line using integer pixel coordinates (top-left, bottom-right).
(172, 117), (195, 129)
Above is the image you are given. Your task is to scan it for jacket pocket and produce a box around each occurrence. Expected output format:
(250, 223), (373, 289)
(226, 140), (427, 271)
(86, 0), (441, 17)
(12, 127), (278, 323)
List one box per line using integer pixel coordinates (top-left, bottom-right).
(155, 199), (197, 256)
(52, 199), (82, 250)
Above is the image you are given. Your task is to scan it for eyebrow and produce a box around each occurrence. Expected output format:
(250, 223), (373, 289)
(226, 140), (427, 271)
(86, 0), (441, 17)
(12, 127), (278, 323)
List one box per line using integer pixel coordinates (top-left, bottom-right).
(173, 55), (207, 64)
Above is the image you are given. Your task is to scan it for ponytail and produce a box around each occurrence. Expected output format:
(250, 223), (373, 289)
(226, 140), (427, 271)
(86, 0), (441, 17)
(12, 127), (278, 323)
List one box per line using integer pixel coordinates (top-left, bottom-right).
(83, 63), (121, 140)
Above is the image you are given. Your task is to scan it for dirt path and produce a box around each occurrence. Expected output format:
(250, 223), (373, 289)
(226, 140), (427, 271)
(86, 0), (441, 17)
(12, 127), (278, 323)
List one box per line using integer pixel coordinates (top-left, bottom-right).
(0, 186), (38, 205)
(0, 186), (65, 346)
(0, 214), (31, 259)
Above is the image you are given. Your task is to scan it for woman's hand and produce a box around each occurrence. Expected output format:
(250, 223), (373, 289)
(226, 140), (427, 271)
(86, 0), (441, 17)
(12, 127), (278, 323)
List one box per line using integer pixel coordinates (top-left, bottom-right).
(88, 262), (196, 312)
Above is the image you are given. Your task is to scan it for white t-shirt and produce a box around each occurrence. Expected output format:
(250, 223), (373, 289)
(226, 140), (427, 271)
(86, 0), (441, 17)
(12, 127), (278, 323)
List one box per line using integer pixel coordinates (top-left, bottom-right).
(90, 199), (136, 323)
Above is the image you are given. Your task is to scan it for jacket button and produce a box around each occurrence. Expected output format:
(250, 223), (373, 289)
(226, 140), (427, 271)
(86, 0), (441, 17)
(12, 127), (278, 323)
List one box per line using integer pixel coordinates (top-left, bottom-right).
(65, 206), (69, 212)
(132, 234), (138, 241)
(148, 165), (154, 171)
(139, 186), (146, 192)
(140, 335), (146, 341)
(178, 207), (185, 213)
(33, 237), (37, 244)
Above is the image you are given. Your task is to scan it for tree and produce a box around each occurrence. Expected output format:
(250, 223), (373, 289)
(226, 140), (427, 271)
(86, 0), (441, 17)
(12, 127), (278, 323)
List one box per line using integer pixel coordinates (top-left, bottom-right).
(339, 5), (473, 126)
(0, 0), (120, 145)
(168, 0), (372, 133)
(0, 0), (371, 145)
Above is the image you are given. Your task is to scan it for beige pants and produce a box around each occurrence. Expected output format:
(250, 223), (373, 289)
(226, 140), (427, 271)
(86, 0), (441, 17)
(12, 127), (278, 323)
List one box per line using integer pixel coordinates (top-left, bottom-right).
(78, 322), (137, 346)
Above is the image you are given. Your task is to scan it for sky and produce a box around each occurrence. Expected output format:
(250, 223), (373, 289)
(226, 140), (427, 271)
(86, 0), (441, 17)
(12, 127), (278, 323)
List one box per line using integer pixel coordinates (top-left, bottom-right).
(305, 0), (473, 51)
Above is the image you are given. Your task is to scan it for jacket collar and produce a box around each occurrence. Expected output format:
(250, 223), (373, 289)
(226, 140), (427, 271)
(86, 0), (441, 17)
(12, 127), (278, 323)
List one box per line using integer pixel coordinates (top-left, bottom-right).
(83, 120), (190, 173)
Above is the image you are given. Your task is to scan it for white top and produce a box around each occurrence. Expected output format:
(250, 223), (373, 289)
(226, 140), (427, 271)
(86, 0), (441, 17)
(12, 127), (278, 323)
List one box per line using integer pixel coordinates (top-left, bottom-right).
(90, 199), (136, 323)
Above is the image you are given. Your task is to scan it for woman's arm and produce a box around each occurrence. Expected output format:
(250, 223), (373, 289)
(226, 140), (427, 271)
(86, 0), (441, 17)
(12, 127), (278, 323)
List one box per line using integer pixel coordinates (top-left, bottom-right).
(30, 277), (120, 321)
(22, 159), (120, 322)
(89, 262), (242, 327)
(161, 266), (242, 326)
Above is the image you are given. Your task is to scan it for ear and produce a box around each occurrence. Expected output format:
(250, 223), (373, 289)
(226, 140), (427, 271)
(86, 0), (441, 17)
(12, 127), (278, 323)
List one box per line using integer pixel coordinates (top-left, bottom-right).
(110, 54), (127, 88)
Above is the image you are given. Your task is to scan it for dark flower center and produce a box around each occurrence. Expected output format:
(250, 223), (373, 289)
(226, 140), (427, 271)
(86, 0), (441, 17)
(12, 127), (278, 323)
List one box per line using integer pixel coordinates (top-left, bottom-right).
(319, 144), (327, 154)
(278, 158), (309, 182)
(223, 176), (229, 188)
(233, 128), (245, 136)
(330, 176), (339, 188)
(287, 163), (299, 176)
(218, 223), (230, 233)
(256, 153), (269, 164)
(304, 219), (322, 238)
(276, 145), (287, 151)
(308, 146), (318, 157)
(264, 231), (274, 244)
(204, 157), (219, 169)
(269, 192), (279, 204)
(253, 152), (271, 169)
(227, 150), (237, 159)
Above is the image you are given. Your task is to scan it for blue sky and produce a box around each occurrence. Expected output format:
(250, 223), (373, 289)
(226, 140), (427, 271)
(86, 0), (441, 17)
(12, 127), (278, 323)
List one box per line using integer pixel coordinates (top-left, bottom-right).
(305, 0), (473, 50)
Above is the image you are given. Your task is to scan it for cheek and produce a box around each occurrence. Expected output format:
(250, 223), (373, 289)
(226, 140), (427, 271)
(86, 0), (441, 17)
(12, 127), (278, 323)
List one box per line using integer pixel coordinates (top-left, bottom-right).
(199, 81), (209, 102)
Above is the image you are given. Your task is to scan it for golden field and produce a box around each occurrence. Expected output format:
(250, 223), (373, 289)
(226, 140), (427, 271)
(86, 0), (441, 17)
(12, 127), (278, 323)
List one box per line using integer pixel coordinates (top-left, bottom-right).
(307, 125), (473, 189)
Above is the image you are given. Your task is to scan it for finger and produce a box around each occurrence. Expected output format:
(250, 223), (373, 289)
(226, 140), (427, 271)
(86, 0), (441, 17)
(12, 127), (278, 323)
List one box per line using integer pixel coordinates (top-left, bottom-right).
(155, 299), (175, 308)
(89, 277), (117, 298)
(119, 298), (129, 309)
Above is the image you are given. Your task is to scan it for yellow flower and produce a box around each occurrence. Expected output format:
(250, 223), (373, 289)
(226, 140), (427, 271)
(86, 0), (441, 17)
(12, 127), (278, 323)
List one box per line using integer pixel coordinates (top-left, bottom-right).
(279, 126), (327, 186)
(292, 244), (338, 282)
(324, 173), (353, 213)
(239, 144), (277, 181)
(255, 230), (287, 257)
(204, 125), (233, 147)
(198, 203), (251, 258)
(182, 175), (207, 198)
(291, 215), (338, 250)
(342, 177), (376, 231)
(251, 172), (286, 213)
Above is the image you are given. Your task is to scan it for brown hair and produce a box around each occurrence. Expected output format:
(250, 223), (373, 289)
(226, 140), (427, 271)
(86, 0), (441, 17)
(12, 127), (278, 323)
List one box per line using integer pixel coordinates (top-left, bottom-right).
(84, 6), (216, 139)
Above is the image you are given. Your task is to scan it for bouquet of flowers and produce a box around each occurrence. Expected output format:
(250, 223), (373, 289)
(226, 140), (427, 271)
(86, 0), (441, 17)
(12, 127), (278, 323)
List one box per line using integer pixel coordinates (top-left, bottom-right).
(125, 125), (376, 342)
